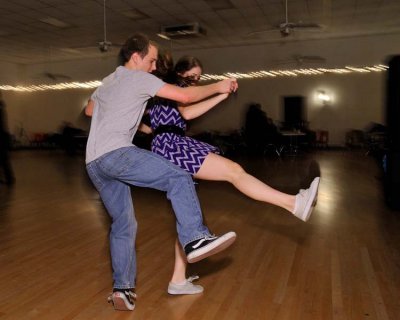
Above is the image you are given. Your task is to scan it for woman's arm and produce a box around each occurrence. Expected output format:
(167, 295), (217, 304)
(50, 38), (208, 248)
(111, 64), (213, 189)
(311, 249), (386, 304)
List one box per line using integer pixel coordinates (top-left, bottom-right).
(178, 93), (229, 120)
(138, 122), (152, 134)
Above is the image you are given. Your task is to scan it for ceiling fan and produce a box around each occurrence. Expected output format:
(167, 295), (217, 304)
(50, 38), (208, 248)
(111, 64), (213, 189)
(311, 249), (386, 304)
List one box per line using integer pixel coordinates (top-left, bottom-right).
(66, 0), (121, 53)
(42, 72), (71, 81)
(247, 0), (322, 37)
(275, 54), (327, 66)
(98, 0), (113, 52)
(33, 71), (71, 83)
(35, 47), (71, 82)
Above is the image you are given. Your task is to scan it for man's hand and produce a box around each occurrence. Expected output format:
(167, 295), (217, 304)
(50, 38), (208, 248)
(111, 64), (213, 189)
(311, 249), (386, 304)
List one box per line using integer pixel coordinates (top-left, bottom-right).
(85, 99), (95, 117)
(219, 78), (238, 94)
(219, 78), (239, 93)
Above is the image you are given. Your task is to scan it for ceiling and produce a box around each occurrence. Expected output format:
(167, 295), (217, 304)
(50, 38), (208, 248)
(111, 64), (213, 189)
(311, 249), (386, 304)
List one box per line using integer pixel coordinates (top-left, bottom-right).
(1, 0), (400, 65)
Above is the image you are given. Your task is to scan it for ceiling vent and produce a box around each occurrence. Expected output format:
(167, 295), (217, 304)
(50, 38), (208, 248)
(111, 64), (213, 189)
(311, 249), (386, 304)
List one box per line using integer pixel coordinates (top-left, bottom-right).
(159, 22), (206, 39)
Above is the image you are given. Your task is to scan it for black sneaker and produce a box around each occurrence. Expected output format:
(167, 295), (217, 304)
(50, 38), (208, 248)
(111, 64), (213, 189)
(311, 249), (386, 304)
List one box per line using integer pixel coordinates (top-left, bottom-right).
(184, 232), (237, 263)
(107, 289), (136, 311)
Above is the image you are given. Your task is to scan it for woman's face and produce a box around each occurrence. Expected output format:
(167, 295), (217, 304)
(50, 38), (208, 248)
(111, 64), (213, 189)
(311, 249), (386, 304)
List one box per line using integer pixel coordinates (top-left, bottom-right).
(180, 66), (202, 85)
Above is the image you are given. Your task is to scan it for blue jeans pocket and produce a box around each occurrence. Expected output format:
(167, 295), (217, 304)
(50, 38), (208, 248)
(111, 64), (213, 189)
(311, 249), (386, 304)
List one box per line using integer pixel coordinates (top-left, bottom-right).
(97, 147), (133, 177)
(86, 162), (104, 191)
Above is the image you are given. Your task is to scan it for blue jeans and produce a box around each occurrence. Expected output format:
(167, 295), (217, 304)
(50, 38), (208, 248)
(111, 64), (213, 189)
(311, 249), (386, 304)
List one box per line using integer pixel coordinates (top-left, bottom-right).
(86, 146), (210, 289)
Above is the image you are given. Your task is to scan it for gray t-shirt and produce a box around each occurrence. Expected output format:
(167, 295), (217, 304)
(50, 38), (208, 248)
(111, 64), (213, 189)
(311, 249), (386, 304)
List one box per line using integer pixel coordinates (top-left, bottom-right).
(86, 66), (164, 163)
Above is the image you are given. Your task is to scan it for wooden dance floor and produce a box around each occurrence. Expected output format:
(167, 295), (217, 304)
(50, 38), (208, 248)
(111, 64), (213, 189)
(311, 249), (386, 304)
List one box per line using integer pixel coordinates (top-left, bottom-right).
(0, 150), (399, 320)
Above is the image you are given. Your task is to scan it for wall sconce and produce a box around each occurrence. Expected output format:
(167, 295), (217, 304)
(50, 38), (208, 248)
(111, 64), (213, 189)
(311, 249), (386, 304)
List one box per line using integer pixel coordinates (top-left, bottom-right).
(317, 90), (331, 105)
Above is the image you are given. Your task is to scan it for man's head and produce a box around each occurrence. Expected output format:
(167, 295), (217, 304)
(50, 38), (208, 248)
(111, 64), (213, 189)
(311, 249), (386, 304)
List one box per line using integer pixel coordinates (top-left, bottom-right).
(118, 33), (158, 72)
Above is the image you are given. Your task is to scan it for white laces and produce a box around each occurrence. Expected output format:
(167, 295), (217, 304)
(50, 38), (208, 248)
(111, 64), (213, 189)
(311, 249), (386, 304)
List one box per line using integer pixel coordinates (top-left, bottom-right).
(187, 275), (199, 283)
(192, 235), (217, 249)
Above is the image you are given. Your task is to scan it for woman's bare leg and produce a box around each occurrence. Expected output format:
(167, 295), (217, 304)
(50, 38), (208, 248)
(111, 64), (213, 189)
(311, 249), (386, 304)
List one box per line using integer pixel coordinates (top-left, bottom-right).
(170, 239), (187, 284)
(194, 153), (296, 212)
(169, 239), (203, 295)
(170, 153), (312, 291)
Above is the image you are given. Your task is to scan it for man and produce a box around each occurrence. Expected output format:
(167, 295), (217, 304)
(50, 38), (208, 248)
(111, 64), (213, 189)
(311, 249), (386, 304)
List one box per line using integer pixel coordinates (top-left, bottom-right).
(85, 33), (238, 311)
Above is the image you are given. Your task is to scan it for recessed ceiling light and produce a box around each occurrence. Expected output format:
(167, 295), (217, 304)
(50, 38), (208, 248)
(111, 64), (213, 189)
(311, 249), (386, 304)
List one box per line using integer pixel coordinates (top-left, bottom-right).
(121, 9), (149, 20)
(204, 0), (234, 10)
(39, 17), (70, 28)
(60, 48), (81, 54)
(157, 33), (171, 40)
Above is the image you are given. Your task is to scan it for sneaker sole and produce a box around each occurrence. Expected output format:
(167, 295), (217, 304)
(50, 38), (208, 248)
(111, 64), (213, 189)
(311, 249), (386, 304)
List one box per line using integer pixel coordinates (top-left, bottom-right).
(187, 232), (237, 263)
(168, 285), (204, 295)
(301, 177), (320, 222)
(110, 292), (135, 311)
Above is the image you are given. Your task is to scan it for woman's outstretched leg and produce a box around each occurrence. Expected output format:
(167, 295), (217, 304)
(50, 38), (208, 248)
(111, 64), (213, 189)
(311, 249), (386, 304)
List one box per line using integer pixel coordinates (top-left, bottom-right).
(195, 153), (320, 221)
(168, 150), (320, 295)
(195, 153), (296, 212)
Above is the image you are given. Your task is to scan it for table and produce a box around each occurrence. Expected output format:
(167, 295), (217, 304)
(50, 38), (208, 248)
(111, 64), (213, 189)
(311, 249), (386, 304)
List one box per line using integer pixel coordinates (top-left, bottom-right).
(279, 130), (306, 155)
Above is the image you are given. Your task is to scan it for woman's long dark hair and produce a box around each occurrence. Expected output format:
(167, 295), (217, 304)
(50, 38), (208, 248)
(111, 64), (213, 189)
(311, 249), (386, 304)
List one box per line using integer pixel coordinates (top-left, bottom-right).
(152, 48), (176, 84)
(147, 53), (204, 112)
(174, 56), (203, 87)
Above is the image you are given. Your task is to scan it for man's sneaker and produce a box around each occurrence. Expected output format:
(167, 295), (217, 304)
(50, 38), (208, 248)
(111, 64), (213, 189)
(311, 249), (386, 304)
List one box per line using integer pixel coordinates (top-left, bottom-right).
(107, 289), (136, 311)
(185, 232), (237, 263)
(293, 177), (320, 222)
(168, 275), (204, 295)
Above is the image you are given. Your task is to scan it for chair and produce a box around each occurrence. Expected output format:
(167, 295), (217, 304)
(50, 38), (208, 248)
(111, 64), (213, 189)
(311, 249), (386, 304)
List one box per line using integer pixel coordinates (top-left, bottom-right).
(345, 130), (364, 149)
(315, 130), (329, 148)
(30, 132), (46, 148)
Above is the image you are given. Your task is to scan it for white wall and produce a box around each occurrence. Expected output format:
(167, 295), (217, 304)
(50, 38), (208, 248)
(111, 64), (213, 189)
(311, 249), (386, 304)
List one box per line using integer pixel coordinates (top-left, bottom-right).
(11, 32), (400, 84)
(176, 33), (400, 73)
(3, 89), (93, 138)
(2, 70), (385, 146)
(188, 71), (385, 146)
(1, 32), (397, 146)
(0, 62), (25, 85)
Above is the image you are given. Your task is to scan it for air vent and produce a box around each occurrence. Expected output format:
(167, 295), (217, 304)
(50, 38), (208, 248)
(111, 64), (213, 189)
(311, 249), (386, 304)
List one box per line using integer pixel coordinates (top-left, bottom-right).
(159, 22), (206, 39)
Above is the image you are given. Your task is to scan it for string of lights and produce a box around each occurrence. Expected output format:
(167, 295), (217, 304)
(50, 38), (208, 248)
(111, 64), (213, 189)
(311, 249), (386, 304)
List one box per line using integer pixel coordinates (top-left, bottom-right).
(0, 81), (102, 92)
(201, 64), (388, 80)
(0, 65), (388, 92)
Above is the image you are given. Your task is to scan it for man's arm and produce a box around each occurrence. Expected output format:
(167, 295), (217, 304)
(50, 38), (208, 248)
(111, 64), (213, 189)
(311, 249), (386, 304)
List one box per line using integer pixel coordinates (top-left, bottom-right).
(156, 78), (237, 104)
(85, 99), (95, 116)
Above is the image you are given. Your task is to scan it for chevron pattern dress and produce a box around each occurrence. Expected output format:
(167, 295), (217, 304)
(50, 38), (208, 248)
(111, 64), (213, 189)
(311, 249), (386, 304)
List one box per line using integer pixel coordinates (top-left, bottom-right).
(148, 99), (219, 175)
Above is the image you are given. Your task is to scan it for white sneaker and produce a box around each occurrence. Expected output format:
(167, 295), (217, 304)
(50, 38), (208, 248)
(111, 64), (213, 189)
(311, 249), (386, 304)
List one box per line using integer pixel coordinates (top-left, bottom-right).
(168, 276), (204, 295)
(293, 177), (320, 222)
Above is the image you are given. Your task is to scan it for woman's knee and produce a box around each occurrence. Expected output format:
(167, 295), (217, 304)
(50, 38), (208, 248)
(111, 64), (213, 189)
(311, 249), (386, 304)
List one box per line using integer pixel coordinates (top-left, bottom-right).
(226, 161), (246, 181)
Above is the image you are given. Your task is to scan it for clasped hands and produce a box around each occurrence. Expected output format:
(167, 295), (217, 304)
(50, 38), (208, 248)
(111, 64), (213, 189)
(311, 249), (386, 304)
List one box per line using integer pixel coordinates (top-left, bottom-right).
(220, 78), (238, 94)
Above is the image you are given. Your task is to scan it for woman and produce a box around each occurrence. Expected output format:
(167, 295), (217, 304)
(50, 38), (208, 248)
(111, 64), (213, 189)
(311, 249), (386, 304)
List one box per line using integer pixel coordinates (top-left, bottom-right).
(147, 53), (320, 295)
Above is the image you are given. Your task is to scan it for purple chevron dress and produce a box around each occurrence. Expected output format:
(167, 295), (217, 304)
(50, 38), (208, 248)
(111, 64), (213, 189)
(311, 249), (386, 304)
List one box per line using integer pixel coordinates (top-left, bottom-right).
(148, 99), (219, 175)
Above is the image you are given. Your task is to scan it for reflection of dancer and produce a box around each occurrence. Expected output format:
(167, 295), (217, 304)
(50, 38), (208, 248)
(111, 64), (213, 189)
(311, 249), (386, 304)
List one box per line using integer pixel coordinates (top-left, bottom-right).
(85, 34), (238, 311)
(0, 91), (15, 185)
(147, 54), (320, 295)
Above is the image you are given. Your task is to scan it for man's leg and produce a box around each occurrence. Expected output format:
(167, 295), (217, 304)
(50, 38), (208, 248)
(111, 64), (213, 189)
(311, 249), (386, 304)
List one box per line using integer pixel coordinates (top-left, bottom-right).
(90, 146), (235, 275)
(111, 147), (236, 262)
(98, 146), (209, 246)
(86, 159), (137, 290)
